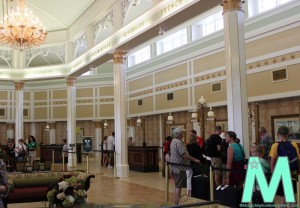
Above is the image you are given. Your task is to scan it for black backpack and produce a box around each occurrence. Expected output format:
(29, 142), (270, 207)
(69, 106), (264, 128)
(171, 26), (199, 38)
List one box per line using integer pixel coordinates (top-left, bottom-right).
(203, 137), (214, 157)
(277, 141), (298, 170)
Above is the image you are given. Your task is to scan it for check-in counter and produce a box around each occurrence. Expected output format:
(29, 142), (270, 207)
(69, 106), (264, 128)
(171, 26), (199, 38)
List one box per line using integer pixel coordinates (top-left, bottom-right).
(128, 146), (159, 172)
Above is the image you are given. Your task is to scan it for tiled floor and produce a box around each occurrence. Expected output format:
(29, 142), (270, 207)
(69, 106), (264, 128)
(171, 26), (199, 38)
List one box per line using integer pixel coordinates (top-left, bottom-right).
(8, 161), (176, 208)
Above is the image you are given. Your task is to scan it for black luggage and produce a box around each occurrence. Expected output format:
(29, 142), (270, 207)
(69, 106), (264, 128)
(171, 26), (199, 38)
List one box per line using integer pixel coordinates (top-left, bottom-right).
(214, 185), (242, 208)
(191, 174), (210, 201)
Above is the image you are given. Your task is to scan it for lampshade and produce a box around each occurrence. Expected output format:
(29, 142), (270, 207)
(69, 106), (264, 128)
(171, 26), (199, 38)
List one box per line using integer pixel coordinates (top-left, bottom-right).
(103, 120), (108, 128)
(137, 117), (142, 125)
(198, 96), (206, 105)
(167, 113), (173, 121)
(207, 107), (215, 118)
(191, 112), (198, 119)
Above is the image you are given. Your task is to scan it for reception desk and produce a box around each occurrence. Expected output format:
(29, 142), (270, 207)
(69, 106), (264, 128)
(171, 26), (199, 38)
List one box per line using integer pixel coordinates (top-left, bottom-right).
(128, 146), (159, 172)
(40, 144), (82, 163)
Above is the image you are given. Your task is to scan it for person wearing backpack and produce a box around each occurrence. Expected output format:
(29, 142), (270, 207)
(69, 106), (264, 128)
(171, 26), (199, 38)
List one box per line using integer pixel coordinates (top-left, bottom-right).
(206, 125), (223, 186)
(15, 139), (27, 162)
(269, 126), (300, 205)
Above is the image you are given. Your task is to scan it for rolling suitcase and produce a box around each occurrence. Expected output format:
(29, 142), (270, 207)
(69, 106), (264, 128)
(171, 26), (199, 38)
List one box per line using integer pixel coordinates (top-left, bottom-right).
(191, 174), (210, 201)
(214, 185), (242, 208)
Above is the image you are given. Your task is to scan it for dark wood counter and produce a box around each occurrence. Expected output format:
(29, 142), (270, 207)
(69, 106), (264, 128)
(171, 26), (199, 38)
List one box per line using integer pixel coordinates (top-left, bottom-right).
(128, 146), (159, 172)
(40, 144), (82, 163)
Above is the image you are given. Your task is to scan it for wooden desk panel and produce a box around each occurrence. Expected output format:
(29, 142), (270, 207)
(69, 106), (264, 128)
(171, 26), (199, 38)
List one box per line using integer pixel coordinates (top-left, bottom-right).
(128, 146), (159, 172)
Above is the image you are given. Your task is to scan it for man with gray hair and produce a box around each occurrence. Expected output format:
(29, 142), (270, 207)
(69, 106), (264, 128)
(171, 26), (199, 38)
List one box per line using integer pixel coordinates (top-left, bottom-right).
(258, 127), (273, 160)
(170, 127), (200, 204)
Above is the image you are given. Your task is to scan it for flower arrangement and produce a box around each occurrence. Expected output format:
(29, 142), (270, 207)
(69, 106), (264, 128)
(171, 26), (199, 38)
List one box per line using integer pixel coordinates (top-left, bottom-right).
(47, 176), (87, 208)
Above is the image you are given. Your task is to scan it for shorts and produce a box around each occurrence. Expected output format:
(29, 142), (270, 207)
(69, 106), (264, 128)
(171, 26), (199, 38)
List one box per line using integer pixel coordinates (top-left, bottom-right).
(173, 171), (187, 189)
(211, 157), (222, 175)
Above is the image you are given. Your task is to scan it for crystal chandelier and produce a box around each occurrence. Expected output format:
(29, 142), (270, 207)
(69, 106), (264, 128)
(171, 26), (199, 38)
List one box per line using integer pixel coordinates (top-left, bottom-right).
(0, 0), (47, 50)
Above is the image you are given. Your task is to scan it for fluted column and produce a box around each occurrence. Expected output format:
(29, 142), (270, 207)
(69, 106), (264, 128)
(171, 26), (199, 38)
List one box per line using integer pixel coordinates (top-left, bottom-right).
(94, 121), (102, 150)
(222, 0), (249, 156)
(6, 123), (14, 139)
(113, 51), (129, 177)
(49, 123), (56, 144)
(66, 77), (77, 170)
(15, 82), (24, 144)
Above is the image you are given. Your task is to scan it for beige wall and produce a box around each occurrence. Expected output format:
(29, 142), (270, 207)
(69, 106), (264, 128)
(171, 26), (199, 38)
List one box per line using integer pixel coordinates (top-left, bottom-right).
(193, 52), (225, 73)
(129, 96), (154, 114)
(128, 75), (153, 92)
(154, 64), (187, 85)
(155, 89), (189, 111)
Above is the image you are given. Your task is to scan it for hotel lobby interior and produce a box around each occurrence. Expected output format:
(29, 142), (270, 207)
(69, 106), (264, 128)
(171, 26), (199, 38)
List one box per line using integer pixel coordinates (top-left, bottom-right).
(0, 0), (300, 207)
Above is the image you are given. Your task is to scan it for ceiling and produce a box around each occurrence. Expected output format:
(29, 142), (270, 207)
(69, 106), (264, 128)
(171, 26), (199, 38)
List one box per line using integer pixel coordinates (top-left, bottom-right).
(0, 0), (97, 31)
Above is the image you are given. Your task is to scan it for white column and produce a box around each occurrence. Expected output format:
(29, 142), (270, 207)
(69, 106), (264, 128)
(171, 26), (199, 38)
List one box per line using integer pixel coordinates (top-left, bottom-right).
(6, 123), (14, 139)
(66, 77), (77, 170)
(222, 0), (249, 157)
(31, 123), (36, 137)
(49, 123), (56, 144)
(94, 121), (103, 150)
(113, 51), (129, 178)
(14, 82), (24, 143)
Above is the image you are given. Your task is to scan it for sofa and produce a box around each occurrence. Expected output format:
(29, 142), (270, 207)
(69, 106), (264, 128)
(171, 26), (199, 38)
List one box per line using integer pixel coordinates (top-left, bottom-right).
(5, 171), (95, 206)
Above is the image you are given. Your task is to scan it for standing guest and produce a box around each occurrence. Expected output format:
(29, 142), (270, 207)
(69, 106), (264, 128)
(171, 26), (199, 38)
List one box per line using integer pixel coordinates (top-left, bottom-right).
(127, 136), (135, 146)
(0, 159), (8, 208)
(224, 131), (245, 188)
(163, 136), (173, 179)
(15, 139), (27, 162)
(258, 127), (273, 160)
(102, 136), (108, 166)
(269, 126), (300, 206)
(62, 139), (68, 171)
(170, 127), (200, 204)
(107, 131), (115, 168)
(27, 135), (37, 163)
(7, 138), (15, 157)
(190, 130), (204, 149)
(208, 125), (223, 186)
(186, 134), (204, 196)
(220, 133), (229, 185)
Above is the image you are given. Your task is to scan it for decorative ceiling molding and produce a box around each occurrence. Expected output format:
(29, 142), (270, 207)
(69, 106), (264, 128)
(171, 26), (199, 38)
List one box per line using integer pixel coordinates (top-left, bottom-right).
(73, 33), (88, 59)
(25, 45), (66, 67)
(93, 11), (114, 41)
(0, 49), (12, 68)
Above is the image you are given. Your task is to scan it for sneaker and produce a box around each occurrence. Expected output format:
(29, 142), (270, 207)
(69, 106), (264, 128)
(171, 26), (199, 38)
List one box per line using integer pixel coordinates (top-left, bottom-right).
(108, 165), (113, 168)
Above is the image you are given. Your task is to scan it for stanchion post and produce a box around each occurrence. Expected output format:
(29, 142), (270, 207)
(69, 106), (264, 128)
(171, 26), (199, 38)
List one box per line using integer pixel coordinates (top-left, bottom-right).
(113, 151), (119, 179)
(165, 162), (169, 202)
(86, 154), (89, 174)
(51, 150), (55, 171)
(96, 150), (103, 175)
(62, 151), (65, 172)
(82, 153), (86, 172)
(209, 166), (214, 201)
(297, 175), (300, 207)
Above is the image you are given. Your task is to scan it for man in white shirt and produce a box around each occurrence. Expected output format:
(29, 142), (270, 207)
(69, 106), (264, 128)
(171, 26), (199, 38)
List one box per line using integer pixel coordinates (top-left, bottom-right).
(107, 131), (115, 168)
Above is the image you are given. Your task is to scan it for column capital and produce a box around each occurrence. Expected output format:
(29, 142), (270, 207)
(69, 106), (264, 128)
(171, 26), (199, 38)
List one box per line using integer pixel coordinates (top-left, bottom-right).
(66, 77), (77, 87)
(113, 51), (128, 64)
(49, 123), (56, 130)
(14, 82), (24, 90)
(94, 121), (102, 128)
(222, 0), (244, 12)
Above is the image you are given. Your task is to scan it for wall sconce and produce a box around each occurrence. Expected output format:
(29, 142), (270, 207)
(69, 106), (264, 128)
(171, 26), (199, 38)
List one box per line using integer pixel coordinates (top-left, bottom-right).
(103, 120), (108, 129)
(136, 117), (142, 127)
(158, 26), (165, 35)
(45, 124), (50, 131)
(167, 112), (174, 124)
(132, 0), (141, 6)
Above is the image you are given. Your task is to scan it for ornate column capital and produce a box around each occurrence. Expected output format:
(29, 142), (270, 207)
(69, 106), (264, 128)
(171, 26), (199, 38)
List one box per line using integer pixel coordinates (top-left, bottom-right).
(113, 51), (128, 64)
(66, 77), (77, 87)
(222, 0), (244, 12)
(49, 123), (56, 130)
(94, 121), (102, 128)
(15, 82), (24, 90)
(6, 123), (14, 130)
